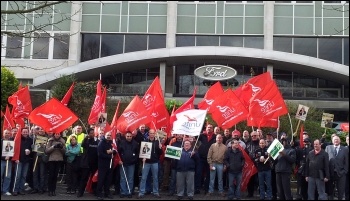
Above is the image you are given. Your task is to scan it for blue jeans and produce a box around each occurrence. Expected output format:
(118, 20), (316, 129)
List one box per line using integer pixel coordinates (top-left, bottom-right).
(139, 162), (159, 196)
(13, 162), (30, 193)
(258, 170), (272, 199)
(209, 163), (224, 193)
(120, 164), (135, 196)
(1, 160), (12, 193)
(228, 172), (242, 199)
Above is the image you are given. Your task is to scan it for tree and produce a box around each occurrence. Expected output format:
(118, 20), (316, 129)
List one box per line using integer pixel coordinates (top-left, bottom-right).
(1, 66), (19, 111)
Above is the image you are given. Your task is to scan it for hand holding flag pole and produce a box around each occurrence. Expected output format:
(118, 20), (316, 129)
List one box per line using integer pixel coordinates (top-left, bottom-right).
(287, 113), (294, 144)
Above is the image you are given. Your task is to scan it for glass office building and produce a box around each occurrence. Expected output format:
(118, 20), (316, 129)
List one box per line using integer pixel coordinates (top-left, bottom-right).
(1, 1), (349, 120)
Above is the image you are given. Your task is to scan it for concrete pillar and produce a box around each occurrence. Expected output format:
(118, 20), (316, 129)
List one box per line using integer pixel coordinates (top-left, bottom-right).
(267, 64), (274, 78)
(166, 1), (177, 48)
(68, 1), (82, 64)
(160, 62), (166, 96)
(264, 1), (274, 50)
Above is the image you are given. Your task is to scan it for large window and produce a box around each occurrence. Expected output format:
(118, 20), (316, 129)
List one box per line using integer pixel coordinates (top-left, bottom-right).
(53, 34), (70, 59)
(32, 33), (50, 59)
(5, 36), (22, 58)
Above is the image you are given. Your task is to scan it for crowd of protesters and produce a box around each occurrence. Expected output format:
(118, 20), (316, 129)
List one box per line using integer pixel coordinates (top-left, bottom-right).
(1, 123), (349, 200)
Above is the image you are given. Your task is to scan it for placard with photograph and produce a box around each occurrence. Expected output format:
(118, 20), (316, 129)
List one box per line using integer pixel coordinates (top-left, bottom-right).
(295, 104), (309, 121)
(321, 113), (334, 128)
(139, 142), (152, 159)
(96, 112), (107, 127)
(267, 139), (284, 160)
(2, 140), (15, 157)
(165, 145), (182, 160)
(33, 135), (48, 153)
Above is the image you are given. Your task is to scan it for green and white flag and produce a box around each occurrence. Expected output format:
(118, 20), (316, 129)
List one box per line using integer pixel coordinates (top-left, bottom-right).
(267, 139), (284, 160)
(165, 145), (182, 160)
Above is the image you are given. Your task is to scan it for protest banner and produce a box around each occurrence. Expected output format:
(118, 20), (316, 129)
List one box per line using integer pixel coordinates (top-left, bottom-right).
(165, 145), (182, 160)
(267, 139), (284, 160)
(139, 142), (152, 159)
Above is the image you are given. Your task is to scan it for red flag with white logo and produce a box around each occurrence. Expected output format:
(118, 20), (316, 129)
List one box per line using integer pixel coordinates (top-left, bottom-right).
(210, 89), (248, 129)
(88, 80), (103, 125)
(141, 77), (169, 129)
(239, 145), (258, 191)
(299, 125), (304, 148)
(248, 81), (288, 120)
(198, 81), (224, 111)
(117, 95), (150, 134)
(61, 82), (75, 106)
(12, 126), (22, 161)
(233, 72), (272, 109)
(8, 86), (32, 120)
(28, 98), (78, 134)
(3, 105), (15, 131)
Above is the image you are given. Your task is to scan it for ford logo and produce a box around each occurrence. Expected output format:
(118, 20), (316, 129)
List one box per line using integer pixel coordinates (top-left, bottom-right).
(194, 65), (237, 81)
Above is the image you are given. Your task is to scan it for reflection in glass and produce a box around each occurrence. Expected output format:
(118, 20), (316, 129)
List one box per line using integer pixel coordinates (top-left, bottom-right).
(176, 35), (195, 47)
(220, 36), (243, 47)
(33, 33), (50, 59)
(81, 34), (100, 62)
(53, 34), (69, 59)
(294, 37), (317, 57)
(273, 37), (292, 53)
(244, 37), (263, 49)
(101, 34), (123, 57)
(149, 35), (166, 50)
(125, 35), (147, 53)
(6, 36), (22, 58)
(196, 36), (219, 46)
(343, 38), (349, 66)
(318, 38), (342, 64)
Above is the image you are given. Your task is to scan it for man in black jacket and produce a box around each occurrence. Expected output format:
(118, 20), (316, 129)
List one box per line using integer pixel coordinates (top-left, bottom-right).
(96, 132), (116, 200)
(305, 139), (330, 200)
(295, 138), (313, 200)
(118, 131), (139, 198)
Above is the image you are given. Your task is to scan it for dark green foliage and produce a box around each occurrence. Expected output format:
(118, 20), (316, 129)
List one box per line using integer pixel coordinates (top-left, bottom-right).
(1, 67), (19, 111)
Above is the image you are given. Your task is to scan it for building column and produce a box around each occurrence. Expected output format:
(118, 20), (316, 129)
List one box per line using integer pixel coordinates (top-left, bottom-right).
(160, 62), (166, 96)
(68, 1), (82, 65)
(264, 1), (274, 51)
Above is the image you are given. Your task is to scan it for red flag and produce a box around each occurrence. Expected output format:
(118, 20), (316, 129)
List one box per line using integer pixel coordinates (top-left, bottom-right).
(166, 105), (176, 137)
(247, 117), (279, 128)
(92, 170), (98, 182)
(88, 80), (103, 125)
(3, 105), (15, 131)
(12, 127), (22, 161)
(248, 81), (288, 120)
(101, 87), (107, 113)
(116, 95), (150, 134)
(234, 72), (272, 109)
(198, 81), (224, 110)
(340, 123), (349, 132)
(8, 86), (32, 119)
(28, 98), (78, 134)
(141, 77), (169, 129)
(239, 145), (258, 192)
(18, 83), (23, 90)
(299, 125), (304, 148)
(210, 89), (248, 129)
(169, 87), (197, 129)
(1, 110), (3, 118)
(14, 118), (25, 129)
(110, 100), (120, 129)
(61, 82), (75, 106)
(85, 175), (94, 193)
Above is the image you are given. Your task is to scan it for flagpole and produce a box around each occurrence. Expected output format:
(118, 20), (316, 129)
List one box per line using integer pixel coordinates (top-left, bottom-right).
(121, 164), (131, 194)
(191, 109), (207, 156)
(78, 118), (88, 134)
(12, 163), (19, 193)
(276, 117), (280, 140)
(287, 113), (294, 144)
(5, 160), (9, 177)
(33, 155), (38, 172)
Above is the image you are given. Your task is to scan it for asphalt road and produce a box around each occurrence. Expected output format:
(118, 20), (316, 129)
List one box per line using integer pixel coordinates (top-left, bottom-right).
(1, 182), (263, 200)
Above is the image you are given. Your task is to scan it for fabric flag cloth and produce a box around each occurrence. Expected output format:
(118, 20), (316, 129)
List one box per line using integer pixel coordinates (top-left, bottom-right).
(101, 87), (107, 113)
(117, 95), (150, 134)
(14, 117), (25, 129)
(141, 76), (169, 129)
(1, 110), (3, 118)
(209, 89), (248, 129)
(239, 145), (258, 192)
(28, 98), (78, 134)
(8, 86), (32, 120)
(234, 72), (272, 109)
(299, 124), (304, 148)
(248, 80), (288, 120)
(85, 175), (94, 193)
(110, 101), (120, 139)
(165, 105), (176, 137)
(92, 170), (98, 182)
(12, 127), (22, 161)
(18, 83), (23, 90)
(172, 109), (207, 136)
(3, 105), (15, 131)
(61, 82), (75, 106)
(88, 80), (103, 125)
(247, 117), (279, 128)
(169, 87), (197, 132)
(198, 81), (224, 111)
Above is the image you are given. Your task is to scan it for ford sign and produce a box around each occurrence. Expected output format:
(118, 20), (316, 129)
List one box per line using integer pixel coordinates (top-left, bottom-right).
(194, 65), (237, 81)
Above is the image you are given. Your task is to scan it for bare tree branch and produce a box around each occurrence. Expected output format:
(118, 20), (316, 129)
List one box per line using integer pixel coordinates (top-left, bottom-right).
(2, 1), (67, 15)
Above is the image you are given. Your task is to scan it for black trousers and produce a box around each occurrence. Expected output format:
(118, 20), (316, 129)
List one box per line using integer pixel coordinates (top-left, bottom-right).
(276, 172), (293, 200)
(96, 166), (113, 197)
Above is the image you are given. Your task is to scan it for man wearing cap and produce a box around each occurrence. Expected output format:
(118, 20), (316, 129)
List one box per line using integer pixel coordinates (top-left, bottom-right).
(226, 130), (246, 149)
(295, 138), (313, 200)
